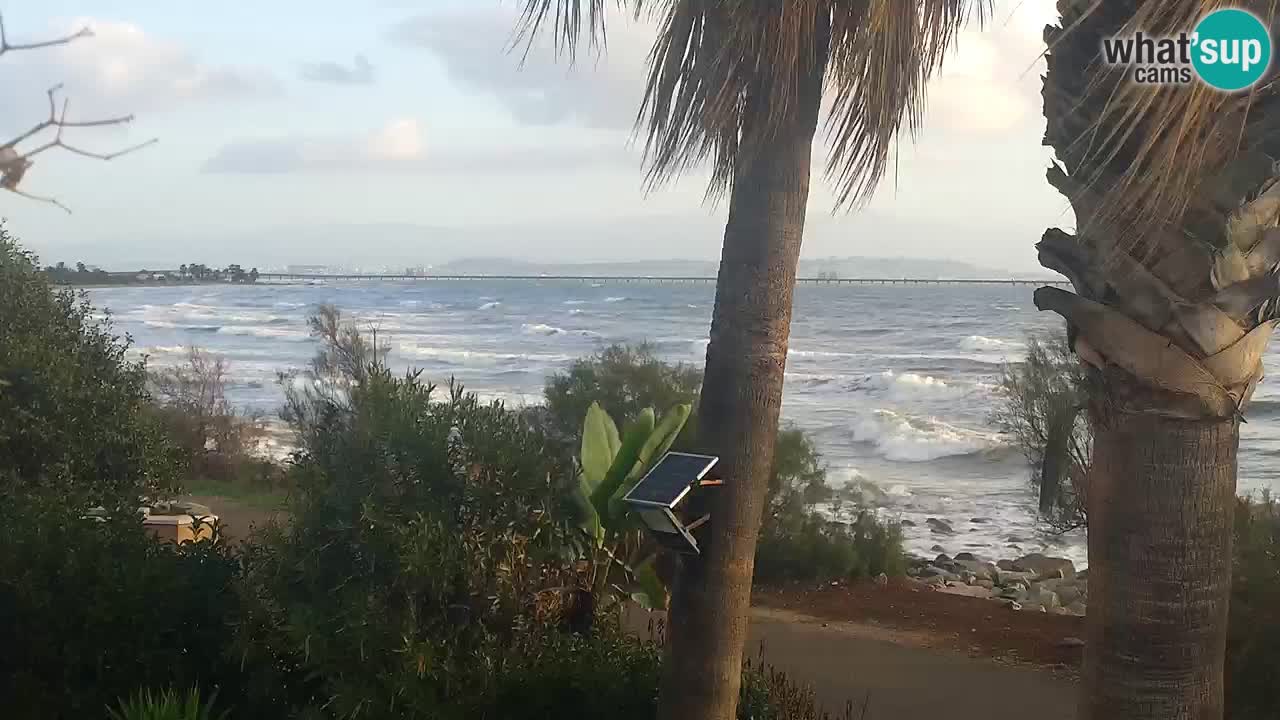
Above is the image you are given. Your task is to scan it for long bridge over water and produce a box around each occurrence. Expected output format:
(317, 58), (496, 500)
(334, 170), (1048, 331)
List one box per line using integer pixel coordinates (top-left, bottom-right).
(255, 273), (1066, 286)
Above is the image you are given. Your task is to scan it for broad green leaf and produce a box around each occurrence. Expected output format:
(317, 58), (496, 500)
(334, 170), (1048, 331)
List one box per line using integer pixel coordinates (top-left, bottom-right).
(571, 474), (604, 548)
(608, 403), (691, 520)
(580, 402), (620, 490)
(591, 408), (654, 525)
(632, 558), (668, 611)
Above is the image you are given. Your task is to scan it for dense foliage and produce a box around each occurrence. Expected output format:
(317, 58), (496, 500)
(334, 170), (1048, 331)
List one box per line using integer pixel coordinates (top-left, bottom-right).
(0, 235), (850, 719)
(999, 335), (1280, 719)
(545, 343), (903, 585)
(0, 223), (183, 511)
(0, 497), (242, 718)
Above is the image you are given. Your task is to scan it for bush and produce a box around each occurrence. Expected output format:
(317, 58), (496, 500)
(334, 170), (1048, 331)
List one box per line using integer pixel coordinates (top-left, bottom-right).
(0, 496), (243, 718)
(1000, 335), (1280, 719)
(107, 687), (228, 720)
(544, 343), (702, 443)
(546, 343), (904, 586)
(992, 335), (1090, 531)
(237, 309), (578, 718)
(150, 346), (277, 490)
(1227, 493), (1280, 720)
(0, 224), (184, 511)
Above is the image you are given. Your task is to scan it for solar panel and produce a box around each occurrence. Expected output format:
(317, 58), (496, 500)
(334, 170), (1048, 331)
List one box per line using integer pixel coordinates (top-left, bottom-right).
(623, 452), (719, 508)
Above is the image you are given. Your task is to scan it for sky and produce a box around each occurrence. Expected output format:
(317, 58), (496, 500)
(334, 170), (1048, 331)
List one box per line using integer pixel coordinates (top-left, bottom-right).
(0, 0), (1071, 271)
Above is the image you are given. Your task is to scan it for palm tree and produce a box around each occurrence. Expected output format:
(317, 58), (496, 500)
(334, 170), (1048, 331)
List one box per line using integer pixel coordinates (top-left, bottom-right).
(518, 3), (985, 718)
(1038, 2), (1278, 717)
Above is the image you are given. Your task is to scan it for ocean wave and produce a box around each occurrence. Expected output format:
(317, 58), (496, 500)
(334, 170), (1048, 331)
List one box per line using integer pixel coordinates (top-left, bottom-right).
(478, 301), (501, 310)
(216, 326), (311, 342)
(604, 296), (628, 303)
(851, 409), (1006, 463)
(144, 320), (221, 332)
(960, 335), (1024, 353)
(521, 323), (600, 338)
(400, 345), (573, 365)
(563, 300), (587, 305)
(140, 345), (190, 356)
(789, 348), (858, 359)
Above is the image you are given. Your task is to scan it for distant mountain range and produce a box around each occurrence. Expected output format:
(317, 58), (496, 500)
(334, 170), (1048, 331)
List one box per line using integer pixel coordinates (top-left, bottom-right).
(431, 256), (1056, 280)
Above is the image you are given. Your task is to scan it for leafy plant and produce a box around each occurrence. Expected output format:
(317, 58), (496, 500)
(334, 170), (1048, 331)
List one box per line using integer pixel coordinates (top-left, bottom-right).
(107, 687), (228, 720)
(571, 401), (691, 612)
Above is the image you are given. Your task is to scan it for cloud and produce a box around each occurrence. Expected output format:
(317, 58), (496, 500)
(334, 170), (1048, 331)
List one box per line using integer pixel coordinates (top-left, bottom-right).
(202, 118), (637, 174)
(298, 54), (376, 85)
(0, 17), (281, 124)
(387, 8), (651, 130)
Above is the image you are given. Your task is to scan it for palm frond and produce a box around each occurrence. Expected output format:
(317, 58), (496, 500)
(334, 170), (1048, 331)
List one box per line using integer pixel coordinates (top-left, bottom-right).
(1051, 0), (1280, 263)
(826, 0), (988, 207)
(520, 0), (987, 204)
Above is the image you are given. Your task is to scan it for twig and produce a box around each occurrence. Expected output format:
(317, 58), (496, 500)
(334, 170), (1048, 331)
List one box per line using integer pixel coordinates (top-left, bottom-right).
(4, 187), (70, 214)
(0, 12), (93, 57)
(0, 16), (156, 212)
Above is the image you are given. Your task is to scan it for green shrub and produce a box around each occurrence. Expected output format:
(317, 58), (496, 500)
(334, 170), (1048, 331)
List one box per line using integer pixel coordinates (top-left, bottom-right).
(545, 343), (904, 587)
(544, 342), (702, 443)
(108, 687), (228, 720)
(1227, 493), (1280, 720)
(755, 510), (905, 585)
(0, 224), (184, 511)
(0, 496), (244, 718)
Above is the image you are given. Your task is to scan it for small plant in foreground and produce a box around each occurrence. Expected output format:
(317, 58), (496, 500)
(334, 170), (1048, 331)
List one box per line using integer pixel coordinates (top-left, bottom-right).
(108, 687), (228, 720)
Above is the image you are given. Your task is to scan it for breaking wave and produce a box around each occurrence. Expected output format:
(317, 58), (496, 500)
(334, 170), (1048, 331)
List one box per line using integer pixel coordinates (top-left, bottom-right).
(852, 409), (1007, 463)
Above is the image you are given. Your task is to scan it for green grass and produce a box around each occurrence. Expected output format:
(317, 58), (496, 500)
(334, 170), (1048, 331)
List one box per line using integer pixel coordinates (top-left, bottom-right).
(182, 478), (288, 512)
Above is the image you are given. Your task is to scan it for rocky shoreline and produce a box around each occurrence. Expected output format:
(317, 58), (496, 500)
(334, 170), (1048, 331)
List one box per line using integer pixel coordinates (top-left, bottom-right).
(904, 549), (1087, 617)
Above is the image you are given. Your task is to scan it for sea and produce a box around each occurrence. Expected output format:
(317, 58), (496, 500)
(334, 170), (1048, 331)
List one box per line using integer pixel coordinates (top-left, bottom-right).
(84, 280), (1280, 567)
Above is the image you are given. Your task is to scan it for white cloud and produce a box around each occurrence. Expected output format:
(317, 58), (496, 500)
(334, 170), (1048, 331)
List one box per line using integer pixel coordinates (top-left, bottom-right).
(387, 7), (652, 130)
(298, 54), (376, 86)
(202, 118), (636, 174)
(0, 17), (281, 125)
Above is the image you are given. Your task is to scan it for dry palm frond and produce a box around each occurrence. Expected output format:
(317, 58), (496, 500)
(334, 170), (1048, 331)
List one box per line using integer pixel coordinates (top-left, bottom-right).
(519, 0), (988, 205)
(1055, 0), (1280, 261)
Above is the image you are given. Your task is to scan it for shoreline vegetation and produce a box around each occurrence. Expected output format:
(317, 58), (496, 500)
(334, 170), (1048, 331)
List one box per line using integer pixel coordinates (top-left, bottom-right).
(42, 261), (261, 287)
(5, 225), (1280, 718)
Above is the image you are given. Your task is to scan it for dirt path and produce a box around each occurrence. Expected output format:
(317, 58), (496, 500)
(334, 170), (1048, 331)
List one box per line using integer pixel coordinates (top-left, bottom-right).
(199, 494), (1079, 719)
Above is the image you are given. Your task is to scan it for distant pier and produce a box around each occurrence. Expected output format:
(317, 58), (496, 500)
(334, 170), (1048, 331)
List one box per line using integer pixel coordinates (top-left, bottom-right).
(252, 273), (1065, 286)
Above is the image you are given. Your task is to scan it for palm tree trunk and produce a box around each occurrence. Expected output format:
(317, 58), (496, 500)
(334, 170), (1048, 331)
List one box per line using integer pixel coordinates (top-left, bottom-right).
(1083, 406), (1237, 720)
(656, 20), (828, 720)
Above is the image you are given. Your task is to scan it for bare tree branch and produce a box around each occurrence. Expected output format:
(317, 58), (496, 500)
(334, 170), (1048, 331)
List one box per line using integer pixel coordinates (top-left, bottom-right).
(0, 15), (158, 212)
(4, 187), (71, 214)
(0, 11), (93, 57)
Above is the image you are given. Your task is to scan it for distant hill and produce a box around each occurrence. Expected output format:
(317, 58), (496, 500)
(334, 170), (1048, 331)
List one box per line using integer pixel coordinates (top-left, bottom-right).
(434, 256), (1050, 280)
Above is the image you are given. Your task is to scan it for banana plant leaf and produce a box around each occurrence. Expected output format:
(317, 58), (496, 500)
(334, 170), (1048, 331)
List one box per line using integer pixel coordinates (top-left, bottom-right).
(571, 474), (605, 549)
(607, 403), (691, 522)
(579, 401), (620, 491)
(590, 408), (654, 526)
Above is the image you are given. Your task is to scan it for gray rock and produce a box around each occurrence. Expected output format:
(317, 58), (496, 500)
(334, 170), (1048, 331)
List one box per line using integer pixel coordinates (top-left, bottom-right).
(954, 552), (978, 561)
(925, 574), (946, 586)
(970, 517), (991, 524)
(1007, 601), (1023, 611)
(1066, 601), (1087, 616)
(938, 584), (993, 599)
(926, 518), (955, 535)
(900, 520), (916, 527)
(976, 579), (995, 590)
(956, 560), (996, 582)
(998, 586), (1028, 603)
(997, 559), (1016, 571)
(1055, 583), (1083, 606)
(931, 544), (947, 553)
(1027, 587), (1060, 610)
(935, 553), (952, 565)
(994, 568), (1038, 586)
(1012, 553), (1076, 580)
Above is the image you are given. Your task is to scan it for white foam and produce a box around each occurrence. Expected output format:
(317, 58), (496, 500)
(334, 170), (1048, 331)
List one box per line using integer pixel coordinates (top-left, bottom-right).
(521, 323), (600, 338)
(563, 300), (587, 305)
(400, 345), (573, 365)
(216, 326), (311, 342)
(604, 296), (628, 303)
(478, 301), (501, 310)
(852, 409), (1005, 462)
(960, 335), (1023, 353)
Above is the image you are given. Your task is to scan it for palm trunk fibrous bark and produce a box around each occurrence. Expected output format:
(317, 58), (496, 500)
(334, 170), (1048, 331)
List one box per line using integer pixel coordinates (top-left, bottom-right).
(656, 16), (830, 720)
(1039, 2), (1280, 718)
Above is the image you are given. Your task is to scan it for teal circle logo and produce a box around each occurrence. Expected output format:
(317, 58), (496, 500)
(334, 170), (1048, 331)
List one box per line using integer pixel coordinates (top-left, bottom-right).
(1192, 9), (1272, 91)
